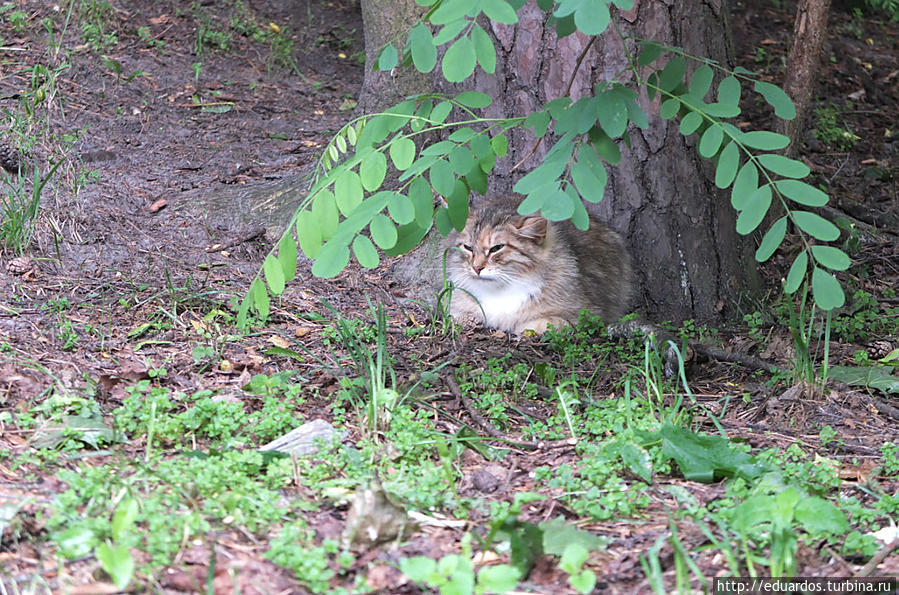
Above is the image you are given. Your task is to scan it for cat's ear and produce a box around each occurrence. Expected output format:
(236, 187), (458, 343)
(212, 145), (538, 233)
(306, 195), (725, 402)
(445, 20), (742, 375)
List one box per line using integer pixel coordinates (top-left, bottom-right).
(509, 216), (547, 243)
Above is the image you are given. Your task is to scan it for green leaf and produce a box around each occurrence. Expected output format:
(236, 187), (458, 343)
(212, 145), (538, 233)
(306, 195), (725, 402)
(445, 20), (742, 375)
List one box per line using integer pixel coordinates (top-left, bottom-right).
(477, 565), (522, 594)
(430, 0), (478, 24)
(715, 141), (739, 188)
(754, 80), (796, 120)
(387, 191), (416, 225)
(702, 102), (741, 118)
(731, 162), (758, 210)
(430, 100), (453, 123)
(434, 206), (453, 235)
(482, 0), (519, 24)
(540, 516), (606, 557)
(792, 211), (840, 241)
(541, 187), (575, 221)
(735, 184), (772, 235)
(596, 89), (628, 138)
(252, 278), (270, 319)
(570, 159), (606, 203)
(456, 90), (493, 108)
(312, 189), (339, 240)
(407, 23), (437, 73)
(376, 43), (398, 71)
(784, 249), (808, 294)
(334, 170), (363, 215)
(717, 75), (741, 105)
(566, 184), (590, 229)
(360, 151), (387, 192)
(111, 498), (138, 543)
(811, 245), (850, 271)
(409, 176), (434, 228)
(755, 216), (787, 263)
(384, 221), (433, 257)
(471, 23), (497, 73)
(660, 98), (680, 120)
(588, 127), (621, 164)
(296, 210), (322, 258)
(828, 365), (899, 395)
(574, 0), (609, 35)
(429, 159), (455, 196)
(811, 266), (845, 310)
(741, 131), (790, 151)
(525, 110), (551, 137)
(311, 241), (351, 278)
(774, 179), (829, 207)
(637, 42), (662, 66)
(647, 423), (770, 483)
(447, 179), (470, 231)
(559, 543), (589, 574)
(352, 235), (380, 268)
(698, 125), (724, 158)
(658, 56), (686, 92)
(517, 188), (548, 214)
(389, 137), (416, 170)
(278, 234), (298, 283)
(263, 254), (285, 295)
(370, 213), (398, 249)
(433, 19), (467, 45)
(442, 35), (477, 83)
(96, 543), (134, 589)
(688, 64), (714, 99)
(679, 111), (703, 135)
(794, 497), (850, 535)
(491, 134), (508, 158)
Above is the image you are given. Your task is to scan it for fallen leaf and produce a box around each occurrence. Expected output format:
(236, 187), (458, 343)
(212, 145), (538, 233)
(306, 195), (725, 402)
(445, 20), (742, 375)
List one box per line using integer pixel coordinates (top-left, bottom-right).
(148, 198), (167, 213)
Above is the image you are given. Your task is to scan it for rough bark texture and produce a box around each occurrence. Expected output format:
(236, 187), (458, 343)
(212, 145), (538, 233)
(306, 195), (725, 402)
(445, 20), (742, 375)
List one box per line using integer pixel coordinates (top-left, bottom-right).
(375, 0), (761, 323)
(357, 0), (431, 113)
(780, 0), (833, 157)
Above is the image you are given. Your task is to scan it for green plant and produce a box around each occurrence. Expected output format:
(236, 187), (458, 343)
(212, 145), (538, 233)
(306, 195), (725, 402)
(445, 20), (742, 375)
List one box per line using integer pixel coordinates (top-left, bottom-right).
(813, 105), (859, 150)
(266, 522), (341, 593)
(78, 0), (118, 50)
(6, 9), (28, 33)
(865, 0), (899, 19)
(136, 25), (165, 50)
(0, 161), (62, 255)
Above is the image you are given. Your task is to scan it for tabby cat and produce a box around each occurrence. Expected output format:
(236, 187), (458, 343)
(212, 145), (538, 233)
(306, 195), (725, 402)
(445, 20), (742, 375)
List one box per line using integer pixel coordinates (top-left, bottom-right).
(445, 198), (632, 334)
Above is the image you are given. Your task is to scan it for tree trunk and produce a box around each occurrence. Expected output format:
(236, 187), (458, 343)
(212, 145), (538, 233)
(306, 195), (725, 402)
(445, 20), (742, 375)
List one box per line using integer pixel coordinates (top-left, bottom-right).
(780, 0), (832, 157)
(365, 0), (761, 324)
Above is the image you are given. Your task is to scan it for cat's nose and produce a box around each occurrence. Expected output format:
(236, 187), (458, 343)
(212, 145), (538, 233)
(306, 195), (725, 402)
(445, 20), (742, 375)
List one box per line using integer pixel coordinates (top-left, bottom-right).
(472, 259), (486, 274)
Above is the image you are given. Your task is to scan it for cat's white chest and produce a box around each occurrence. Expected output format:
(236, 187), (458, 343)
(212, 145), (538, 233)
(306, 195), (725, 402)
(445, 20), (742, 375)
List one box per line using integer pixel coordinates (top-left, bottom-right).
(466, 278), (541, 321)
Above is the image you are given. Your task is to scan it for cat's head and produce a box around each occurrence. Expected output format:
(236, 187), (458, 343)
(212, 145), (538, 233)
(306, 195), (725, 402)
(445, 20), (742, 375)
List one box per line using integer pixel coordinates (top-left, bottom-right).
(452, 211), (549, 282)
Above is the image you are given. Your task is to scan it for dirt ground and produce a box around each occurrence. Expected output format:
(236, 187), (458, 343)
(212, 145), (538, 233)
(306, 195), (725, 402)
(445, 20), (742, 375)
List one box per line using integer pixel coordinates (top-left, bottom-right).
(1, 0), (898, 592)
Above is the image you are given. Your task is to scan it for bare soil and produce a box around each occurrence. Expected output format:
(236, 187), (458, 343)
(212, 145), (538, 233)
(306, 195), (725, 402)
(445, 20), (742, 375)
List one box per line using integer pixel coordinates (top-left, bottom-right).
(1, 0), (898, 592)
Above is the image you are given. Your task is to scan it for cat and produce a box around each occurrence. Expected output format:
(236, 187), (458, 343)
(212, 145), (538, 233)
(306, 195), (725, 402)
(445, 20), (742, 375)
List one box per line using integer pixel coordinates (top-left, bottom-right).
(444, 197), (632, 335)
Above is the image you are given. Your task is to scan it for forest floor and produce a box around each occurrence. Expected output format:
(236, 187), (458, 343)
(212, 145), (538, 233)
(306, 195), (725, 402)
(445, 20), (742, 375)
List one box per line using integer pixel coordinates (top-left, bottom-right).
(1, 0), (898, 593)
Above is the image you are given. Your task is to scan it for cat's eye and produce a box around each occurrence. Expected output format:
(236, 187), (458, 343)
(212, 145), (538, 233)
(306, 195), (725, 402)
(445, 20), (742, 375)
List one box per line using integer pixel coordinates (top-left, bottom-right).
(487, 243), (505, 255)
(461, 243), (473, 252)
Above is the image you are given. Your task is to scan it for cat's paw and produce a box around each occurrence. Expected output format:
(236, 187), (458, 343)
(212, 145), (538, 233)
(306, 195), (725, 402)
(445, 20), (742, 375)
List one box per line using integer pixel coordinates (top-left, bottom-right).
(514, 317), (568, 335)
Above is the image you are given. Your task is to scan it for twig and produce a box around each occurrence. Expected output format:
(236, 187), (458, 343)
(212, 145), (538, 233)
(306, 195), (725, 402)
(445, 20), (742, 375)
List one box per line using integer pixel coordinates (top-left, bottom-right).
(690, 342), (780, 374)
(856, 538), (899, 577)
(443, 368), (576, 452)
(871, 397), (899, 423)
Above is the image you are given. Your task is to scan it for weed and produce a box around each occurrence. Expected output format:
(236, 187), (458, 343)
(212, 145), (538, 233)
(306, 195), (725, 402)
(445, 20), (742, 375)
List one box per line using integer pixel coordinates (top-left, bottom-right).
(813, 105), (859, 150)
(265, 522), (342, 593)
(882, 442), (899, 476)
(832, 290), (898, 342)
(136, 25), (165, 50)
(6, 9), (28, 34)
(78, 0), (118, 51)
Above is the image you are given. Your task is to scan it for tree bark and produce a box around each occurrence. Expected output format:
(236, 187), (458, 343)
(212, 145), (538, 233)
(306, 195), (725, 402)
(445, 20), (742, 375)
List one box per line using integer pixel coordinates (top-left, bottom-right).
(780, 0), (832, 157)
(366, 0), (762, 324)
